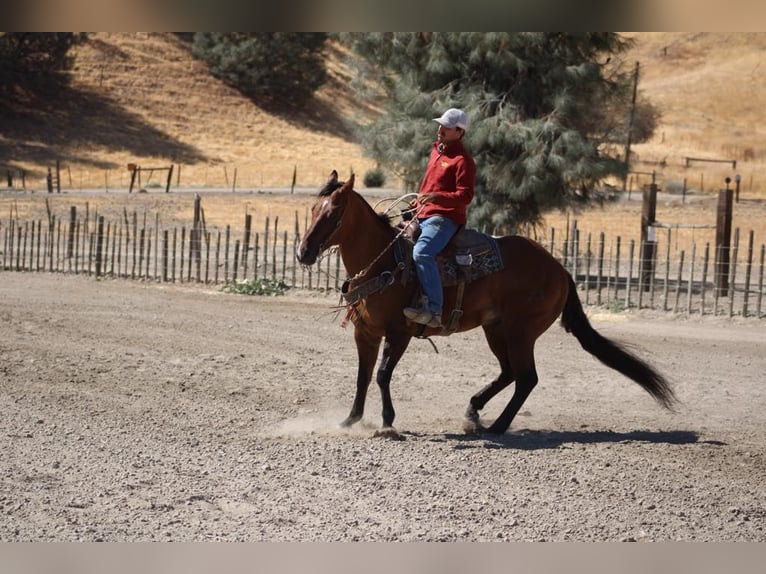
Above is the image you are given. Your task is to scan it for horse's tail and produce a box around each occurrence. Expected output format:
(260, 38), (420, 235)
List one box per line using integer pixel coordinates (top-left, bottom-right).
(560, 273), (677, 410)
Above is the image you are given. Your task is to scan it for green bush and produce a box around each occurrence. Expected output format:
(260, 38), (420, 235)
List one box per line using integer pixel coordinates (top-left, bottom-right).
(606, 299), (626, 313)
(363, 168), (386, 188)
(222, 278), (289, 296)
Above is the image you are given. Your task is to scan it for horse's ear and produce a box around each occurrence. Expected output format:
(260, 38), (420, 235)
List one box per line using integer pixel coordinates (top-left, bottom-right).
(340, 172), (355, 193)
(327, 170), (339, 186)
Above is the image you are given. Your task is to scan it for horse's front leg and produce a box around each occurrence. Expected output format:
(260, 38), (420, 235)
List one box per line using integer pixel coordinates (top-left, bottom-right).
(372, 333), (412, 439)
(340, 328), (381, 428)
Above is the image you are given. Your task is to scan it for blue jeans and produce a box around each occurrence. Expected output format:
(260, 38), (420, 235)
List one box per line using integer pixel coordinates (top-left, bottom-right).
(412, 216), (460, 313)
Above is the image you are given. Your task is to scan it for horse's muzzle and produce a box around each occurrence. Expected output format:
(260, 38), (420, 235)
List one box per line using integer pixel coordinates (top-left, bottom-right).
(296, 241), (318, 266)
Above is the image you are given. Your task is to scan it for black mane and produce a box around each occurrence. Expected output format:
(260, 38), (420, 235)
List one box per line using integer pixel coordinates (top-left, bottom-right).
(318, 180), (344, 197)
(376, 212), (394, 228)
(316, 174), (396, 235)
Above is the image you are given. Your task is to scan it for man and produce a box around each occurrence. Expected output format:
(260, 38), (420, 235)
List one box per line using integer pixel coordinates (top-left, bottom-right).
(403, 108), (476, 328)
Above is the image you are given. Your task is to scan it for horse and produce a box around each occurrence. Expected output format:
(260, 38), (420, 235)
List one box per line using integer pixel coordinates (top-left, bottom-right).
(296, 170), (677, 438)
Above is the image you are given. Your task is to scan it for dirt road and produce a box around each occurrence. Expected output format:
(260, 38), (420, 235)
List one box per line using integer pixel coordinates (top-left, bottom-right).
(1, 273), (764, 541)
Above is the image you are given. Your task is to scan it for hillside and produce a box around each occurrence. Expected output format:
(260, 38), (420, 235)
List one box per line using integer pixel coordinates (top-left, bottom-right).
(1, 33), (379, 190)
(625, 32), (766, 192)
(1, 32), (764, 194)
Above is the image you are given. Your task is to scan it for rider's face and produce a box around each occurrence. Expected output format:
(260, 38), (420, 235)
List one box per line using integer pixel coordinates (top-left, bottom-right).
(436, 124), (463, 144)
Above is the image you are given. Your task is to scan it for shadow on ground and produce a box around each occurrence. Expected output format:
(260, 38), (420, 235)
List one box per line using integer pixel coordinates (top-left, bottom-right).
(434, 429), (721, 450)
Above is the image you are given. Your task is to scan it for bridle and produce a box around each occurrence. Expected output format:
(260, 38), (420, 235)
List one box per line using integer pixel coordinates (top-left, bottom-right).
(308, 187), (425, 292)
(317, 204), (343, 257)
(307, 191), (344, 261)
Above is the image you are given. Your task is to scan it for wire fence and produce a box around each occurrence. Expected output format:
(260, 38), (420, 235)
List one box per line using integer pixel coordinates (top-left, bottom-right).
(1, 209), (764, 319)
(544, 224), (765, 318)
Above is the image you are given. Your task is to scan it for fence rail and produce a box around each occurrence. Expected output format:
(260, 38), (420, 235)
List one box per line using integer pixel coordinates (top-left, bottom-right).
(2, 211), (764, 319)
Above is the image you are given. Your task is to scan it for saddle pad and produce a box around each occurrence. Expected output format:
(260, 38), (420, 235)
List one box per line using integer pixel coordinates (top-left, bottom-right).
(439, 233), (505, 287)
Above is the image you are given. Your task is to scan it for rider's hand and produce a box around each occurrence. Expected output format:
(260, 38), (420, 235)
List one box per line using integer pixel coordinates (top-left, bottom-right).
(417, 194), (434, 205)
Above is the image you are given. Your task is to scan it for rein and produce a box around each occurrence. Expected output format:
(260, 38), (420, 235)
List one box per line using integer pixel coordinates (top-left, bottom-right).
(337, 196), (425, 314)
(347, 200), (424, 284)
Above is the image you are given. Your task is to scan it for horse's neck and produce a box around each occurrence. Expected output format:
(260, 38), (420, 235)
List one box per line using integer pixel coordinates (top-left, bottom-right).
(340, 192), (395, 277)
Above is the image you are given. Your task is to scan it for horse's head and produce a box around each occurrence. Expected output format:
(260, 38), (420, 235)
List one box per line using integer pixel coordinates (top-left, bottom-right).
(296, 170), (355, 265)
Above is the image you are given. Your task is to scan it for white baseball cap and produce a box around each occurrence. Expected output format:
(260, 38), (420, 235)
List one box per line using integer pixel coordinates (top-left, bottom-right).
(433, 108), (469, 130)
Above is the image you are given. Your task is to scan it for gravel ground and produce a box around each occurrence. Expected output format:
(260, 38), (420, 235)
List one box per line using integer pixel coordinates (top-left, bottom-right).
(1, 273), (764, 542)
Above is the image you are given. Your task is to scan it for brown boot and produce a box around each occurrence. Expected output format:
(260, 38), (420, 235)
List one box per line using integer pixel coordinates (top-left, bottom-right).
(403, 306), (442, 328)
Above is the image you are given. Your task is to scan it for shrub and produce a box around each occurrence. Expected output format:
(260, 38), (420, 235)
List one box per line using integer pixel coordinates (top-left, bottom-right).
(222, 278), (289, 296)
(363, 168), (386, 188)
(607, 299), (626, 313)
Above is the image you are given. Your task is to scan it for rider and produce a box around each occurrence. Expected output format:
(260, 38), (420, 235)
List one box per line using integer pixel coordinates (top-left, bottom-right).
(403, 108), (476, 328)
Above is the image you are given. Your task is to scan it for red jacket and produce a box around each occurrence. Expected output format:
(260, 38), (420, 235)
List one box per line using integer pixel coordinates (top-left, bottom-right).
(417, 139), (476, 225)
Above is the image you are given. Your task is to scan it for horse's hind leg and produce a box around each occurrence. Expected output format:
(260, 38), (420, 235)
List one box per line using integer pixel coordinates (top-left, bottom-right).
(464, 324), (515, 433)
(485, 340), (538, 435)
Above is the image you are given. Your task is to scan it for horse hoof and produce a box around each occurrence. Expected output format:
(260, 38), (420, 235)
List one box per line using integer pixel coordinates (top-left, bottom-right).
(373, 427), (405, 441)
(462, 419), (485, 435)
(463, 407), (484, 434)
(339, 416), (359, 428)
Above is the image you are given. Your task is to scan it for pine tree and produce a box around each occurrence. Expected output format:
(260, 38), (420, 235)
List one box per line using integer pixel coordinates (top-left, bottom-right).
(343, 32), (652, 233)
(0, 33), (85, 98)
(192, 33), (328, 107)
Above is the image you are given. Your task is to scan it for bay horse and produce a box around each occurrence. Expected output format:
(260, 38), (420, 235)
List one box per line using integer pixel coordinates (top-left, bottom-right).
(296, 171), (676, 438)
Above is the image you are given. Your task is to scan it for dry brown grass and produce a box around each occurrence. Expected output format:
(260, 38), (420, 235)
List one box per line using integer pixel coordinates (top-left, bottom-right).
(1, 190), (319, 234)
(622, 32), (766, 195)
(2, 32), (766, 257)
(1, 33), (378, 190)
(2, 32), (762, 194)
(540, 194), (766, 262)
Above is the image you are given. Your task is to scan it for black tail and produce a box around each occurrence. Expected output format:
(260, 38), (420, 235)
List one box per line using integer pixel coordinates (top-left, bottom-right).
(560, 274), (677, 410)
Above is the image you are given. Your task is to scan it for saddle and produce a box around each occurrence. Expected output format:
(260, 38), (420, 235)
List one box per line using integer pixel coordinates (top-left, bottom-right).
(401, 221), (505, 335)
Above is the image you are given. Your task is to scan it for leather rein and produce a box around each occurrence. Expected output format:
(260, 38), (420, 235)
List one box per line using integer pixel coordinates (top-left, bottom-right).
(337, 198), (422, 307)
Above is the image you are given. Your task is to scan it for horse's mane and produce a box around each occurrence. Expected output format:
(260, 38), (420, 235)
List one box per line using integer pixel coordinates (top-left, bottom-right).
(318, 180), (343, 196)
(375, 211), (394, 228)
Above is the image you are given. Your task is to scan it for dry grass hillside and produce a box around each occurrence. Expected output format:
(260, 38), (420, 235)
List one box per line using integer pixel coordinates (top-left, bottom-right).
(624, 32), (766, 194)
(1, 32), (764, 196)
(1, 33), (379, 191)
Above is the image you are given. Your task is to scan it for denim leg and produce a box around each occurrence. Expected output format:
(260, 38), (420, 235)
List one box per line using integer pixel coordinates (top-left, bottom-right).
(412, 216), (459, 313)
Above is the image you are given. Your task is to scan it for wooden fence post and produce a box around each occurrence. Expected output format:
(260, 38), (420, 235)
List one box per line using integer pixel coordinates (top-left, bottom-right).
(757, 245), (765, 319)
(640, 182), (658, 291)
(687, 243), (696, 316)
(165, 164), (174, 193)
(272, 216), (279, 280)
(128, 164), (138, 193)
(224, 225), (231, 283)
(205, 231), (211, 284)
(742, 230), (754, 317)
(162, 229), (169, 282)
(243, 213), (252, 275)
(715, 185), (733, 296)
(584, 232), (592, 305)
(95, 216), (105, 277)
(700, 243), (710, 315)
(596, 232), (604, 305)
(67, 206), (76, 259)
(729, 229), (739, 317)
